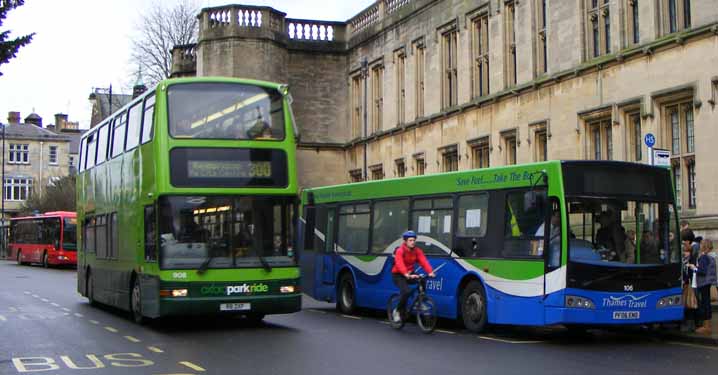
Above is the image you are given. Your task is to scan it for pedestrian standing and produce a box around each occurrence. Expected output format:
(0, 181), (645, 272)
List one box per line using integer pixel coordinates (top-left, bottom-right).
(682, 241), (698, 332)
(691, 239), (717, 335)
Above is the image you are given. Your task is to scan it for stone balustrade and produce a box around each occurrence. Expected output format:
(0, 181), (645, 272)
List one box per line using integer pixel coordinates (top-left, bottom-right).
(170, 44), (197, 78)
(348, 0), (414, 36)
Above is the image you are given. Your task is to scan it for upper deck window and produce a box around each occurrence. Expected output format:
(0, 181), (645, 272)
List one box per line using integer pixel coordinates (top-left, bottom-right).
(168, 83), (285, 141)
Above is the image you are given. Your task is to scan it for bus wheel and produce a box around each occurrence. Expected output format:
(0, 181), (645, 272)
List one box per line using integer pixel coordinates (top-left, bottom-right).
(42, 252), (49, 268)
(131, 278), (146, 324)
(338, 273), (356, 314)
(461, 281), (487, 333)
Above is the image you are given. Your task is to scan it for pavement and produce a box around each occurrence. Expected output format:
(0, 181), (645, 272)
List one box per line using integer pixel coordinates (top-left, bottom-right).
(650, 303), (718, 346)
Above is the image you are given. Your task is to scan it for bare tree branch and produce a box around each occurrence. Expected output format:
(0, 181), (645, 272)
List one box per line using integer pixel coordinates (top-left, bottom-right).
(131, 0), (198, 86)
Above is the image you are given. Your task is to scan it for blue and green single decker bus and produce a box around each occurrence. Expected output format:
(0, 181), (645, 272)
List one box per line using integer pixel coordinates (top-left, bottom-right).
(77, 77), (301, 323)
(299, 161), (682, 332)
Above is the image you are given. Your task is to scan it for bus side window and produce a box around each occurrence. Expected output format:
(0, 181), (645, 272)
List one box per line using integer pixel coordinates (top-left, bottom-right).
(141, 94), (155, 144)
(455, 193), (489, 257)
(502, 189), (547, 258)
(302, 206), (316, 252)
(145, 205), (157, 261)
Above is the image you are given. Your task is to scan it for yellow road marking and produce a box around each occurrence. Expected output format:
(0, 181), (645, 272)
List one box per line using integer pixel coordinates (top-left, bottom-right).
(148, 346), (164, 353)
(124, 336), (141, 343)
(179, 361), (206, 372)
(89, 320), (99, 324)
(74, 313), (84, 318)
(478, 336), (544, 344)
(0, 315), (6, 321)
(436, 329), (456, 335)
(341, 314), (361, 320)
(104, 326), (118, 333)
(667, 341), (718, 351)
(50, 302), (59, 307)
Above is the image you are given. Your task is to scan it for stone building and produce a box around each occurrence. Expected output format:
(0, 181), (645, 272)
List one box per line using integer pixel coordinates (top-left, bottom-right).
(171, 0), (718, 235)
(1, 112), (72, 218)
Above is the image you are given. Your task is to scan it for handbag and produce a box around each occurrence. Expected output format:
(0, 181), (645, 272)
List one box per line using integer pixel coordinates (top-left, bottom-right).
(683, 284), (698, 309)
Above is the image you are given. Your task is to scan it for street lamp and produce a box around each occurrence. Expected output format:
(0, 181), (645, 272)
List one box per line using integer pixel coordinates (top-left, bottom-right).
(0, 121), (5, 259)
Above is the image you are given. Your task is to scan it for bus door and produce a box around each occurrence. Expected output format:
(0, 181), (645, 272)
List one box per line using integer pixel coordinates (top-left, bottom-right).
(499, 189), (547, 325)
(300, 205), (336, 301)
(321, 207), (336, 286)
(299, 206), (318, 297)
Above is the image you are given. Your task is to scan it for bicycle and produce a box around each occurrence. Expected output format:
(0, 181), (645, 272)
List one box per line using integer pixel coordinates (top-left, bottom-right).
(386, 263), (445, 334)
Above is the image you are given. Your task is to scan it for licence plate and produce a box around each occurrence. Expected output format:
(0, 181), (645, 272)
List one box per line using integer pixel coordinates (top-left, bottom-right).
(220, 303), (251, 311)
(613, 311), (640, 320)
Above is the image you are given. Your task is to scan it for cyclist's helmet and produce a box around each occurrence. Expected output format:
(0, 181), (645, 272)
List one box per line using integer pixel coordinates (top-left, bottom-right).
(402, 230), (417, 240)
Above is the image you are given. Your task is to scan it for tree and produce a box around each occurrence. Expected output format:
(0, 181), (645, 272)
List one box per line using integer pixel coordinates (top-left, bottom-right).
(0, 0), (34, 76)
(20, 175), (76, 215)
(131, 0), (199, 86)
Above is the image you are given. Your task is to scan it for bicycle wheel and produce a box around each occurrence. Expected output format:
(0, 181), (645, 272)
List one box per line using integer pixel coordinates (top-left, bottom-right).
(386, 294), (405, 329)
(415, 295), (437, 334)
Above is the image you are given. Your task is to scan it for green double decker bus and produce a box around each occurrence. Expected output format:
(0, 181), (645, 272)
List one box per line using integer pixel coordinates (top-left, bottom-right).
(77, 77), (301, 323)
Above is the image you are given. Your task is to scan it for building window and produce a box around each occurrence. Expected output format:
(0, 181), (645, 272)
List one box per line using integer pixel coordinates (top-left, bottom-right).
(535, 0), (548, 75)
(371, 65), (384, 134)
(586, 0), (610, 58)
(685, 106), (694, 153)
(672, 163), (682, 209)
(396, 51), (406, 125)
(628, 112), (642, 161)
(370, 165), (384, 181)
(441, 146), (459, 172)
(395, 159), (406, 177)
(470, 137), (490, 169)
(351, 74), (364, 139)
(414, 156), (426, 176)
(9, 144), (29, 164)
(4, 177), (33, 201)
(349, 169), (363, 183)
(686, 159), (696, 209)
(414, 42), (425, 119)
(588, 118), (613, 160)
(441, 29), (458, 109)
(505, 1), (517, 87)
(503, 131), (518, 165)
(663, 0), (691, 34)
(471, 13), (490, 98)
(534, 128), (548, 162)
(49, 145), (58, 165)
(627, 0), (640, 45)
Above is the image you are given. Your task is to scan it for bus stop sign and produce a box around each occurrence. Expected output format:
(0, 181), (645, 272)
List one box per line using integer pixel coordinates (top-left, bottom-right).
(644, 133), (656, 148)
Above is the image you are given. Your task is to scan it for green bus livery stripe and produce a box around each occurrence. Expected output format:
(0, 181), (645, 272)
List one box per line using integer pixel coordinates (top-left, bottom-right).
(462, 259), (544, 280)
(355, 255), (378, 262)
(160, 268), (299, 282)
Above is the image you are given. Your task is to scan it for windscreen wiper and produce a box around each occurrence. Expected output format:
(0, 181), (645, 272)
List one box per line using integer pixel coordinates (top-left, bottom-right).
(196, 253), (215, 275)
(258, 253), (272, 272)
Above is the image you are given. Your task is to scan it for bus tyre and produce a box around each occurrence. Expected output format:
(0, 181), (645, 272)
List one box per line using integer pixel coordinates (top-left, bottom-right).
(131, 278), (146, 324)
(338, 273), (356, 314)
(461, 281), (487, 333)
(42, 252), (49, 268)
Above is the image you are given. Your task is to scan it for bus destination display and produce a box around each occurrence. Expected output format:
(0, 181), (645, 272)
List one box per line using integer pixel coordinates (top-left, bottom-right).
(188, 160), (272, 178)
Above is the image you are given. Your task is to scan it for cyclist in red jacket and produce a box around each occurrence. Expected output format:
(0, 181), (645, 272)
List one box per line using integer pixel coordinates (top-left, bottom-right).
(391, 230), (435, 322)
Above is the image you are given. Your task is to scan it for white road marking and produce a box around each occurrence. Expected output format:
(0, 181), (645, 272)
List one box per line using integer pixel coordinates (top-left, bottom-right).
(50, 302), (60, 307)
(23, 291), (30, 295)
(61, 308), (71, 312)
(125, 336), (141, 343)
(104, 326), (118, 333)
(667, 341), (718, 351)
(0, 315), (6, 321)
(74, 313), (84, 318)
(89, 320), (99, 324)
(148, 346), (164, 353)
(179, 361), (206, 372)
(41, 298), (49, 302)
(341, 314), (361, 320)
(435, 329), (456, 335)
(307, 309), (327, 314)
(478, 336), (544, 344)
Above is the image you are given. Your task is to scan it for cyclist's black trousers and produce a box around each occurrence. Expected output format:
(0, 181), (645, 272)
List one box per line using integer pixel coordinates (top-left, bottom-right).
(392, 274), (417, 313)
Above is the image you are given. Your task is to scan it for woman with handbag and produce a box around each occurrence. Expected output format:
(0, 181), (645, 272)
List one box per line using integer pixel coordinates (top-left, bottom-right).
(682, 241), (698, 332)
(690, 239), (717, 335)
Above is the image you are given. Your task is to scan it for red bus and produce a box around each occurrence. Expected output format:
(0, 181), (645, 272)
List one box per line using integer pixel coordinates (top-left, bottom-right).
(10, 211), (77, 267)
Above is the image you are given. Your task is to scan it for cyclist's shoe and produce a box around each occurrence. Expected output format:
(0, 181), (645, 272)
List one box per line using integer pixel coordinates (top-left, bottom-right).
(392, 308), (402, 323)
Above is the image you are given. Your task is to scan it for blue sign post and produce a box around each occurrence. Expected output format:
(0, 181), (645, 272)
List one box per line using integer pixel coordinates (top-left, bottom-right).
(644, 133), (655, 165)
(644, 133), (655, 148)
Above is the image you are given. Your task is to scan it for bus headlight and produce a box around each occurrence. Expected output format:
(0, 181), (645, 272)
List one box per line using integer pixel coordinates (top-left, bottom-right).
(280, 286), (298, 293)
(565, 296), (595, 309)
(656, 295), (682, 308)
(160, 289), (188, 297)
